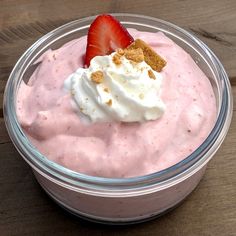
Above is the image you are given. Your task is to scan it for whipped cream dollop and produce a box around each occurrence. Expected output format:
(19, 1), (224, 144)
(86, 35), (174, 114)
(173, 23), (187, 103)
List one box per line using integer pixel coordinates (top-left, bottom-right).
(64, 51), (166, 123)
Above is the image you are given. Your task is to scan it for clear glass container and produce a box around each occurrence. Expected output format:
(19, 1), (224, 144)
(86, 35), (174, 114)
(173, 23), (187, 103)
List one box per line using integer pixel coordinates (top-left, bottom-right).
(3, 14), (233, 224)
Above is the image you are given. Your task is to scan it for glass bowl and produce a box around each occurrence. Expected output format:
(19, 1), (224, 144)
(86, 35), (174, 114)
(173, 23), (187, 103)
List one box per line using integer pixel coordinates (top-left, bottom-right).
(3, 13), (233, 224)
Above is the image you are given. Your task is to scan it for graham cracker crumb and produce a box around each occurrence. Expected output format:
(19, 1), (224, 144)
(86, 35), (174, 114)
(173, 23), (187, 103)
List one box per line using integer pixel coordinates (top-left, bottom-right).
(148, 69), (156, 80)
(116, 48), (125, 56)
(91, 71), (104, 84)
(112, 53), (122, 65)
(106, 99), (112, 106)
(124, 48), (144, 63)
(139, 93), (144, 99)
(71, 89), (75, 96)
(127, 39), (166, 72)
(104, 87), (109, 93)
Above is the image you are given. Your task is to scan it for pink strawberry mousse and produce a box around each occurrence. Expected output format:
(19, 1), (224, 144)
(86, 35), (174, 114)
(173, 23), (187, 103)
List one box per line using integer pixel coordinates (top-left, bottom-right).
(16, 29), (216, 178)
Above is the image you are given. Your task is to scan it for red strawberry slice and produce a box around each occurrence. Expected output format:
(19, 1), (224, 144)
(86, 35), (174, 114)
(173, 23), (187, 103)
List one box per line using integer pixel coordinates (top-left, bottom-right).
(84, 14), (134, 67)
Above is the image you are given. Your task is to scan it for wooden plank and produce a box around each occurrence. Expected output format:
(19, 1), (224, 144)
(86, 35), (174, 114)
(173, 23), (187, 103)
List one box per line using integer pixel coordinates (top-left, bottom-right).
(0, 119), (10, 143)
(0, 0), (236, 235)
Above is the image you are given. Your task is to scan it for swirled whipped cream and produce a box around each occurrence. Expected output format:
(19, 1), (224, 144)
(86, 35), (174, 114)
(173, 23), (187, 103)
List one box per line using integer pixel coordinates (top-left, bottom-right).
(64, 49), (166, 123)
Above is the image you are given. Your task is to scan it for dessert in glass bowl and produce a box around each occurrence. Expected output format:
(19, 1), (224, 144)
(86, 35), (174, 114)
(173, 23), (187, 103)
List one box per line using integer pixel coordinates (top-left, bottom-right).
(4, 14), (233, 224)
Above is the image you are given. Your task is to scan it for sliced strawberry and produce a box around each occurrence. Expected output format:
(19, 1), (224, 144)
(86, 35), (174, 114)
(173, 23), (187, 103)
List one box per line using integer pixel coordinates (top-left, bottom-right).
(84, 14), (134, 67)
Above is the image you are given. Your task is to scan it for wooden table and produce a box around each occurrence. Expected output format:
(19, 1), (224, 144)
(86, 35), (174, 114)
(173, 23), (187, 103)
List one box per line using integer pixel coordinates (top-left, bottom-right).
(0, 0), (236, 235)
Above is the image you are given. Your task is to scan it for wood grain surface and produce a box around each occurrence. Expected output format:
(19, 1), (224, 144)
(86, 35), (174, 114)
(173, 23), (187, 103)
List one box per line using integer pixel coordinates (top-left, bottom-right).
(0, 0), (236, 235)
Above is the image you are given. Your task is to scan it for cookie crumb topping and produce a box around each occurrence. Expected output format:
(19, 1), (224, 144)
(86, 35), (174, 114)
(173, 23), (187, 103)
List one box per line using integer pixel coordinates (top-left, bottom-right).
(106, 99), (112, 106)
(139, 93), (144, 99)
(148, 69), (156, 80)
(124, 48), (144, 63)
(127, 39), (166, 72)
(116, 48), (125, 55)
(112, 53), (122, 65)
(91, 71), (104, 84)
